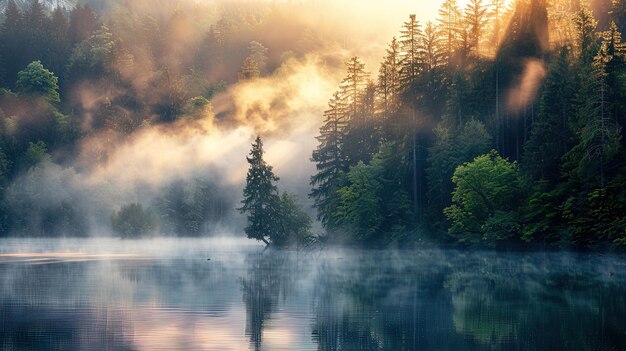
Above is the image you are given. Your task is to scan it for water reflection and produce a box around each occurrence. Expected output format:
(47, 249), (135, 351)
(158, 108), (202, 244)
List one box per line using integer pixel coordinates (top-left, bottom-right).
(0, 239), (625, 350)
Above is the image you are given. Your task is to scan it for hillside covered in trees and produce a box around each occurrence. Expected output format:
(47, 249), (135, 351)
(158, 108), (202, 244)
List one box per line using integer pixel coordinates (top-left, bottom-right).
(0, 0), (625, 249)
(308, 0), (626, 249)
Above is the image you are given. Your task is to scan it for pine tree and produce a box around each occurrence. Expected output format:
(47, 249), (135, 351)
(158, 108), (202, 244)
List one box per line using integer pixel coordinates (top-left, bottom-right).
(310, 92), (349, 230)
(47, 7), (71, 88)
(464, 0), (489, 56)
(418, 21), (447, 117)
(377, 37), (401, 138)
(0, 0), (23, 86)
(339, 57), (371, 166)
(22, 0), (49, 63)
(523, 47), (575, 181)
(565, 44), (622, 188)
(69, 4), (100, 45)
(487, 0), (507, 52)
(239, 56), (260, 80)
(438, 0), (462, 65)
(610, 0), (626, 33)
(599, 21), (626, 140)
(239, 136), (281, 245)
(399, 14), (425, 220)
(238, 41), (268, 80)
(340, 57), (369, 120)
(573, 4), (598, 62)
(343, 80), (378, 165)
(547, 0), (577, 47)
(399, 14), (424, 96)
(358, 81), (380, 158)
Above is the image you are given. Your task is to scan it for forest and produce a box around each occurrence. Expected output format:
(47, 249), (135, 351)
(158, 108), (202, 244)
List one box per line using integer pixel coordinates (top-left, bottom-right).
(0, 0), (625, 249)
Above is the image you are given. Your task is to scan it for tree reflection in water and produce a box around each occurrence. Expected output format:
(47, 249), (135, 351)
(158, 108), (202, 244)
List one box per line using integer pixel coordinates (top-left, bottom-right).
(1, 240), (625, 350)
(239, 249), (626, 351)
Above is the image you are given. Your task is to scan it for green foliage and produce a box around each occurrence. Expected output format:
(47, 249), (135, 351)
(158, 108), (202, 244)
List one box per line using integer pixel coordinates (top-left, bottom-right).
(444, 151), (523, 244)
(481, 210), (520, 244)
(24, 141), (50, 168)
(272, 192), (314, 248)
(111, 203), (157, 238)
(67, 25), (114, 79)
(15, 61), (60, 103)
(523, 47), (575, 181)
(573, 4), (598, 62)
(564, 44), (622, 188)
(336, 162), (382, 241)
(520, 181), (567, 243)
(426, 120), (491, 227)
(561, 173), (626, 248)
(335, 142), (413, 244)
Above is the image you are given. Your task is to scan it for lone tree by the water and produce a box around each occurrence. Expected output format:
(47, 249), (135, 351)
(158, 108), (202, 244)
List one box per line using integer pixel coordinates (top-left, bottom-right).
(239, 136), (314, 247)
(239, 136), (281, 246)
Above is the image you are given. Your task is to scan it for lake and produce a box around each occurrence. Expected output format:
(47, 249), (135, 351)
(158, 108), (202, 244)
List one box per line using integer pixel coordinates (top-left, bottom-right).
(1, 238), (625, 350)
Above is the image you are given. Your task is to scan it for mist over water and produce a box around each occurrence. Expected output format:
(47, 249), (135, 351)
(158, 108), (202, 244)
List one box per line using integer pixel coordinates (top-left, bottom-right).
(1, 238), (625, 350)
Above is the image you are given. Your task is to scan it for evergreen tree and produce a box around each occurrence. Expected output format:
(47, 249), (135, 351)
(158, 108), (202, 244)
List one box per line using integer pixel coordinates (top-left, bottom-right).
(565, 41), (622, 188)
(599, 21), (626, 143)
(0, 0), (24, 86)
(418, 21), (447, 117)
(310, 92), (349, 230)
(496, 0), (549, 160)
(523, 47), (575, 181)
(487, 0), (507, 52)
(377, 37), (401, 138)
(69, 4), (100, 45)
(239, 136), (281, 246)
(239, 56), (260, 80)
(47, 7), (71, 88)
(399, 14), (425, 220)
(340, 57), (372, 166)
(399, 14), (424, 96)
(573, 4), (599, 62)
(610, 0), (626, 33)
(238, 41), (268, 80)
(22, 0), (49, 63)
(438, 0), (462, 65)
(464, 0), (489, 56)
(340, 57), (369, 120)
(426, 120), (491, 228)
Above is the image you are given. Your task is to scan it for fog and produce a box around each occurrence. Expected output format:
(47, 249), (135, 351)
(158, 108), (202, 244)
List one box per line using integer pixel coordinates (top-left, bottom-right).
(2, 0), (537, 237)
(3, 0), (479, 237)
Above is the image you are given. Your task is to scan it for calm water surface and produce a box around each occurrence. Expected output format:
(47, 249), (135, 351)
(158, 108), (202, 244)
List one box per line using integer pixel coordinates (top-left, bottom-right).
(1, 238), (625, 350)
